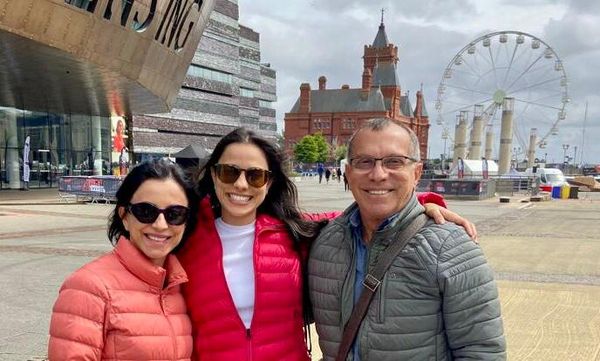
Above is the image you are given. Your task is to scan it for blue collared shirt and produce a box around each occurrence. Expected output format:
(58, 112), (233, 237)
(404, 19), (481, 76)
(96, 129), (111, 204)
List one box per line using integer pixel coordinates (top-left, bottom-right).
(348, 208), (402, 361)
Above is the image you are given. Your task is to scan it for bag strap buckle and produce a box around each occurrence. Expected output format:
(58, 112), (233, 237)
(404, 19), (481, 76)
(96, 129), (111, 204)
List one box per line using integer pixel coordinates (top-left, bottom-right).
(362, 274), (381, 292)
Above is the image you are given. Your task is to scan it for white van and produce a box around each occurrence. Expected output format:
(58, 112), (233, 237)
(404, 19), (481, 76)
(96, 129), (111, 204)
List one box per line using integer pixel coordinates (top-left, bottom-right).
(526, 167), (567, 187)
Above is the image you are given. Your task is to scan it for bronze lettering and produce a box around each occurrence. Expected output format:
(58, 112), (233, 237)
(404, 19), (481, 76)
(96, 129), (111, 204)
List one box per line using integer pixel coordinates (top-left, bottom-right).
(103, 0), (130, 26)
(132, 0), (157, 32)
(173, 1), (202, 51)
(64, 0), (204, 52)
(155, 0), (203, 50)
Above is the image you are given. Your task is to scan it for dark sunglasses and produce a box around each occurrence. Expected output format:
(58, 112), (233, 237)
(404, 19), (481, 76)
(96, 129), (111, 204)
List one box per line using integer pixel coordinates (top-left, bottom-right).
(213, 164), (271, 188)
(127, 202), (189, 226)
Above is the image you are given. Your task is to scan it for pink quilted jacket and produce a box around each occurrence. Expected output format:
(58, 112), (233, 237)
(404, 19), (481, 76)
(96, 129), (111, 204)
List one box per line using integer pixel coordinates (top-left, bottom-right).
(48, 237), (192, 360)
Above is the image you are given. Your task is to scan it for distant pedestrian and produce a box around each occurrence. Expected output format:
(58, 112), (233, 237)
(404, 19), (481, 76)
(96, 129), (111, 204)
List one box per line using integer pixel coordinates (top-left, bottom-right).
(317, 163), (324, 183)
(343, 172), (349, 191)
(325, 168), (331, 183)
(336, 167), (342, 183)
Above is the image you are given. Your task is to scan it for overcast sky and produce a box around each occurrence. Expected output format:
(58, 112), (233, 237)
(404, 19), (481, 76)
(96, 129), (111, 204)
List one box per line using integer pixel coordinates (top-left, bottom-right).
(239, 0), (600, 165)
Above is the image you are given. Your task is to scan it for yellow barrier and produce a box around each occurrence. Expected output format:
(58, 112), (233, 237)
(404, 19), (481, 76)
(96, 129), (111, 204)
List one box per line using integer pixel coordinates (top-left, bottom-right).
(561, 185), (570, 199)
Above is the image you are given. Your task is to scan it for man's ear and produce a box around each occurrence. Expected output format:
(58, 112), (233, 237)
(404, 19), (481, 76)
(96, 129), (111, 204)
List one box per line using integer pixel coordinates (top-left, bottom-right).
(413, 162), (423, 187)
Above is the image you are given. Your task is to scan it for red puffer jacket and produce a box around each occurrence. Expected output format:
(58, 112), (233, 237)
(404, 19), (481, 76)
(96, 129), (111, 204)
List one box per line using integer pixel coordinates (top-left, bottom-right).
(178, 197), (320, 361)
(48, 237), (192, 361)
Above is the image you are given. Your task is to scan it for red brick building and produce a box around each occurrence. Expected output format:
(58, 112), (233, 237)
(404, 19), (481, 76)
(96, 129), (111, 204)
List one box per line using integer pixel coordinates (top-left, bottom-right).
(284, 20), (430, 159)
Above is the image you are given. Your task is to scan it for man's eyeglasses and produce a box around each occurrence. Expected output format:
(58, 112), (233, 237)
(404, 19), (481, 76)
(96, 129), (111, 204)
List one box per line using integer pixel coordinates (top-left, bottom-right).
(350, 155), (418, 171)
(213, 164), (271, 188)
(127, 202), (189, 226)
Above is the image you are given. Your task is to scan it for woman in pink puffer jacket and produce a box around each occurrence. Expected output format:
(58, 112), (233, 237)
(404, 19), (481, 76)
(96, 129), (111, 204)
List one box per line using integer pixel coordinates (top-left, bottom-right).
(48, 159), (198, 360)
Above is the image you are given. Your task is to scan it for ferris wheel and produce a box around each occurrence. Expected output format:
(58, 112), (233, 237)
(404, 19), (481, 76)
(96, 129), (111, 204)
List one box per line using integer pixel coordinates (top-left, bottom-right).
(435, 31), (569, 158)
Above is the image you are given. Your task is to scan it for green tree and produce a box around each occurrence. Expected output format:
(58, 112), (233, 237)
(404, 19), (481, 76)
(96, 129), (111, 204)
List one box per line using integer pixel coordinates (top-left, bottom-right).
(294, 133), (330, 164)
(294, 135), (319, 164)
(335, 144), (348, 162)
(312, 133), (330, 163)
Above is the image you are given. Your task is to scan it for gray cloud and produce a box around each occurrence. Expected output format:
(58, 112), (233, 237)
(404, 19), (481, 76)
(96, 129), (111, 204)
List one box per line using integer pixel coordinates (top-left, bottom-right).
(310, 0), (477, 22)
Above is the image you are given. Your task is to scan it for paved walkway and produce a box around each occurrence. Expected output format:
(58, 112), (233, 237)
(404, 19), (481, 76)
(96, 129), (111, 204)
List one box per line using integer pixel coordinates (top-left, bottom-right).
(1, 180), (600, 360)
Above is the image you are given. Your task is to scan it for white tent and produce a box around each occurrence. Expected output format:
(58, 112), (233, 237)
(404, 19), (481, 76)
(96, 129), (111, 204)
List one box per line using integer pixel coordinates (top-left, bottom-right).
(449, 159), (498, 178)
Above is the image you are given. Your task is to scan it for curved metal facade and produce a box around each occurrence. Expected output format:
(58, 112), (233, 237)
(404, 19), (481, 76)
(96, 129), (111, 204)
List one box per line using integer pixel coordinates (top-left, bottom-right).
(0, 0), (216, 116)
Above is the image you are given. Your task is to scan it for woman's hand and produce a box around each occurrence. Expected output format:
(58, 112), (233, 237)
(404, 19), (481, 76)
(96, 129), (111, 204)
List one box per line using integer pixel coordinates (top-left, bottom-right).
(423, 203), (478, 242)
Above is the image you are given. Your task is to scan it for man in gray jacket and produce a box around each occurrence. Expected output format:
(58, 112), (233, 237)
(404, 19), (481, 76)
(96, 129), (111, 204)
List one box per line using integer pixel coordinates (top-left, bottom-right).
(308, 118), (506, 360)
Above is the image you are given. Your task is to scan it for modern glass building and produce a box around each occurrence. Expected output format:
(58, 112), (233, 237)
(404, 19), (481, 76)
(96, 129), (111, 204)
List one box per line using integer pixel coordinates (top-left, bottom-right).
(0, 0), (216, 189)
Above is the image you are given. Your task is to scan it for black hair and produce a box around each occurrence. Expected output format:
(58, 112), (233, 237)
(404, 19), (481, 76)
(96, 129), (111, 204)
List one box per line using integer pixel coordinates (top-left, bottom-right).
(107, 158), (198, 251)
(195, 127), (327, 244)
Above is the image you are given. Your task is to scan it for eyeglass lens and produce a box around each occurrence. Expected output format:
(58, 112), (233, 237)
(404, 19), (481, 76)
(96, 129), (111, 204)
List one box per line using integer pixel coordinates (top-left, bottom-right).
(214, 164), (270, 187)
(128, 202), (189, 226)
(351, 156), (414, 170)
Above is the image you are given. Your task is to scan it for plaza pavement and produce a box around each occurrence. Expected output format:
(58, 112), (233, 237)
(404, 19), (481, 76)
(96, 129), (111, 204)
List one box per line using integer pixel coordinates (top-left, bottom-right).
(1, 177), (600, 360)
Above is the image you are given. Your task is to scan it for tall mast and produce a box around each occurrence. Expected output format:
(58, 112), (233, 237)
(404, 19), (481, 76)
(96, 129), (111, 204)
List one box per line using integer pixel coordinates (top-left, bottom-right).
(580, 101), (587, 166)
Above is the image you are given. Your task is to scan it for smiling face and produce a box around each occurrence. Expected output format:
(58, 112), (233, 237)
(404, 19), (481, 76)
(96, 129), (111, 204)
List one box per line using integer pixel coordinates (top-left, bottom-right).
(119, 178), (189, 267)
(346, 125), (423, 236)
(211, 142), (271, 225)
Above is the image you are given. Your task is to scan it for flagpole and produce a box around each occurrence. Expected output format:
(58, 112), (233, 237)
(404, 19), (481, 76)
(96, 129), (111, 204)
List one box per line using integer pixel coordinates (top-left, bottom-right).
(580, 101), (587, 166)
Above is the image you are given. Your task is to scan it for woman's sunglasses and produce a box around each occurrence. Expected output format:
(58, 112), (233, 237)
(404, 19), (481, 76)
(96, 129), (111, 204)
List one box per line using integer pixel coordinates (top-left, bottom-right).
(213, 164), (271, 188)
(127, 202), (189, 226)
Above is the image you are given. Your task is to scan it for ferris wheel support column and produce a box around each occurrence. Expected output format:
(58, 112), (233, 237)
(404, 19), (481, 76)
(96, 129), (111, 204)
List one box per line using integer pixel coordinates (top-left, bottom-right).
(527, 128), (537, 168)
(453, 111), (468, 164)
(468, 104), (484, 159)
(498, 98), (515, 175)
(485, 130), (494, 160)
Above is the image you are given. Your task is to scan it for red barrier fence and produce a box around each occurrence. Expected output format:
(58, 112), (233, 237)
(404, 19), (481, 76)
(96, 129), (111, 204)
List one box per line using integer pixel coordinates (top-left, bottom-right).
(58, 176), (123, 203)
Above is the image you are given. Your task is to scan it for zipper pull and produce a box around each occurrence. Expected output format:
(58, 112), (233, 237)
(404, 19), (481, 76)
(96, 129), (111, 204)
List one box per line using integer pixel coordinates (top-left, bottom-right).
(246, 328), (251, 339)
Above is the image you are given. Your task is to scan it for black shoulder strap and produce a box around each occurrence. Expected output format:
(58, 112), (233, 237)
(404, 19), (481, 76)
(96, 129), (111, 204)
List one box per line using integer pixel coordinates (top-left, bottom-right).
(335, 214), (428, 361)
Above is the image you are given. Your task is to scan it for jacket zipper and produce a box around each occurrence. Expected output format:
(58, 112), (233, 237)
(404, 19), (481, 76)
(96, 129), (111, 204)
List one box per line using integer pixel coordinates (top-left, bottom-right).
(244, 225), (280, 360)
(219, 224), (282, 359)
(159, 291), (178, 361)
(246, 328), (252, 361)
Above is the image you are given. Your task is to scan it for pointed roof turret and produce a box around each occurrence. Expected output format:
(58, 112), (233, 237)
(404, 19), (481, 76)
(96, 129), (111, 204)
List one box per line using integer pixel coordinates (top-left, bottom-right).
(372, 9), (390, 48)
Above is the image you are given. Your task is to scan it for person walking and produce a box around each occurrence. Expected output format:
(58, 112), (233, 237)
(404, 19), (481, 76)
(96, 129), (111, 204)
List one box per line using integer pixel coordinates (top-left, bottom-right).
(343, 172), (349, 191)
(48, 159), (198, 360)
(309, 118), (505, 361)
(325, 167), (331, 183)
(317, 163), (324, 183)
(336, 167), (342, 183)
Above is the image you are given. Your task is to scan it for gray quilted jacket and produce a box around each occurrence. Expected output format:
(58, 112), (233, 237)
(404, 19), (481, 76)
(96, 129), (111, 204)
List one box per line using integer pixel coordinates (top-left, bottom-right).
(308, 197), (506, 361)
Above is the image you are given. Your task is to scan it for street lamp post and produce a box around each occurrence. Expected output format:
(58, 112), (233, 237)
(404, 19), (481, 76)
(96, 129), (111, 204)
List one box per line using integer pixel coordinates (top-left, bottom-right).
(441, 130), (448, 173)
(562, 144), (570, 171)
(512, 147), (521, 170)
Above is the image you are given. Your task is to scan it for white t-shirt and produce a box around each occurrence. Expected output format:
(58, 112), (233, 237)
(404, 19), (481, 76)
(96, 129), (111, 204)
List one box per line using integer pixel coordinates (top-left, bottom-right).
(215, 217), (255, 329)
